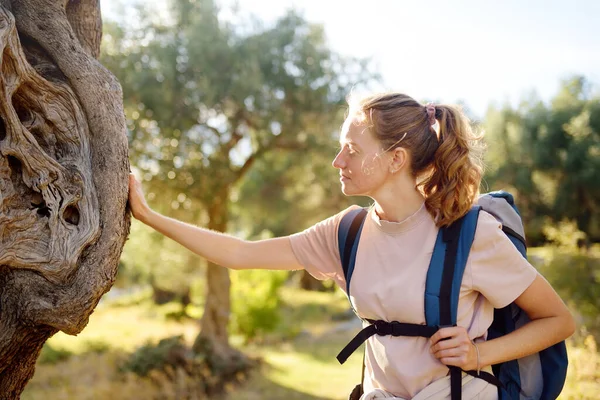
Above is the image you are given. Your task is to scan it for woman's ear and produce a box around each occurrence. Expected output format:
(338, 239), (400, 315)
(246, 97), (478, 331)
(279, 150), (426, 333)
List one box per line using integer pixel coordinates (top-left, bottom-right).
(389, 147), (408, 174)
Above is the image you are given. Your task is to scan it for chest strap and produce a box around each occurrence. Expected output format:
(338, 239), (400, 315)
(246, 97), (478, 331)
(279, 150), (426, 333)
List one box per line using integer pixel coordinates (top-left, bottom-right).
(336, 319), (503, 395)
(336, 319), (438, 364)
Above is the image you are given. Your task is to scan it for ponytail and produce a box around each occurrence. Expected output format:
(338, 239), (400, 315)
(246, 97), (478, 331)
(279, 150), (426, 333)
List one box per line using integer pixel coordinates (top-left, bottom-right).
(421, 105), (484, 227)
(350, 93), (484, 227)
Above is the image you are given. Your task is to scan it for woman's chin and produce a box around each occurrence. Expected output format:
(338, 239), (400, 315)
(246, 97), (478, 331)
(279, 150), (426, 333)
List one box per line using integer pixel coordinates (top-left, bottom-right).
(340, 183), (359, 196)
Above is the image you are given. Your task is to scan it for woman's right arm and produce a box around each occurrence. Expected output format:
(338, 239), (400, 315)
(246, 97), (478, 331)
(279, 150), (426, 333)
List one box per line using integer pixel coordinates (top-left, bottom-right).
(129, 174), (304, 271)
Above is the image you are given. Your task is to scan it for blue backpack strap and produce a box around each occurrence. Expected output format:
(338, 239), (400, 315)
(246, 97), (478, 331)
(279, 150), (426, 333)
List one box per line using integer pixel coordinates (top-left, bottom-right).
(425, 206), (482, 327)
(338, 207), (368, 295)
(425, 207), (482, 400)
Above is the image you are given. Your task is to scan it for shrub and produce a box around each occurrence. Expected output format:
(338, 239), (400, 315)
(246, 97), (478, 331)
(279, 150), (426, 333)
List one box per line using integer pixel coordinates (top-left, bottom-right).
(121, 335), (191, 377)
(532, 246), (600, 342)
(39, 343), (73, 365)
(229, 269), (287, 342)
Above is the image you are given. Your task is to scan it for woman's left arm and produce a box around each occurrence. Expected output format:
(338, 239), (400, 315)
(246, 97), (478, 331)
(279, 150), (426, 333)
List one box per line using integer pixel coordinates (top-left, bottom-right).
(476, 273), (575, 367)
(430, 273), (575, 370)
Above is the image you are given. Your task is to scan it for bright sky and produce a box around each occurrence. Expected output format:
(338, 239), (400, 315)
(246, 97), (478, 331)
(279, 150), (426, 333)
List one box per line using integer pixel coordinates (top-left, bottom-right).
(101, 0), (600, 118)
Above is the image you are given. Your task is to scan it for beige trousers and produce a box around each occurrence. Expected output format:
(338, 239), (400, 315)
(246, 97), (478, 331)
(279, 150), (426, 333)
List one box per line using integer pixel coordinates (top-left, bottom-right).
(360, 368), (498, 400)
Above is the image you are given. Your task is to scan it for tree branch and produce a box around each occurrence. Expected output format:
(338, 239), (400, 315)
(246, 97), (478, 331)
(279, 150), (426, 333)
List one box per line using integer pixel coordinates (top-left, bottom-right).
(66, 0), (102, 59)
(233, 136), (306, 182)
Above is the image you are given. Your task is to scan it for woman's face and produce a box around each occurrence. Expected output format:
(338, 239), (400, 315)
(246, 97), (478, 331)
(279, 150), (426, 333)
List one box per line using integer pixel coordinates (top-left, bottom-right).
(332, 115), (390, 197)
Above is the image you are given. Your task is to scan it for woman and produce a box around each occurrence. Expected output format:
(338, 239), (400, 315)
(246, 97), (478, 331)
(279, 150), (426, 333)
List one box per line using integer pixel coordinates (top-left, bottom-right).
(128, 93), (575, 399)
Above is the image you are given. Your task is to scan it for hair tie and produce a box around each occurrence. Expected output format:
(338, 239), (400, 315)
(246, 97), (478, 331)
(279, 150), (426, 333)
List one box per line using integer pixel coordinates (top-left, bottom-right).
(425, 103), (436, 126)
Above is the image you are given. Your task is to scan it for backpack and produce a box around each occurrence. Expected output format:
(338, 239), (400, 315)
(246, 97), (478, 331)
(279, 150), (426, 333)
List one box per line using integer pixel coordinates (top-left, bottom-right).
(336, 191), (568, 400)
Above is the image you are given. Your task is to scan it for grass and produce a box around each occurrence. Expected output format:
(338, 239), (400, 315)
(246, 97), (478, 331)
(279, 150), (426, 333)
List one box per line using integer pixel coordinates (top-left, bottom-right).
(20, 285), (600, 399)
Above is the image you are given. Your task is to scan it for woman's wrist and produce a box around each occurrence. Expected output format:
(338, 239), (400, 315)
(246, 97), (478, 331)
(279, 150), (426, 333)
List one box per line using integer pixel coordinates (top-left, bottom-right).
(472, 340), (481, 373)
(133, 205), (154, 224)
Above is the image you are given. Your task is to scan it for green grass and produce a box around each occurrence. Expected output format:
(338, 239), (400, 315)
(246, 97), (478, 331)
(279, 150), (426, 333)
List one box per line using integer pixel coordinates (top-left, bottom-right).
(22, 287), (361, 400)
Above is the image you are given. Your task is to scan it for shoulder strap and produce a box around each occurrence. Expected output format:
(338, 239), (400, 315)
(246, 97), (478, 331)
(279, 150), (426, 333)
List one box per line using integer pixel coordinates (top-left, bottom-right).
(424, 207), (482, 400)
(338, 208), (368, 295)
(424, 206), (481, 327)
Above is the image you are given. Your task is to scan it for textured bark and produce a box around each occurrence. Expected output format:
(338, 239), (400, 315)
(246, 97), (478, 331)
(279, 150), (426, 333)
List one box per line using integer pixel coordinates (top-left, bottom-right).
(0, 0), (129, 396)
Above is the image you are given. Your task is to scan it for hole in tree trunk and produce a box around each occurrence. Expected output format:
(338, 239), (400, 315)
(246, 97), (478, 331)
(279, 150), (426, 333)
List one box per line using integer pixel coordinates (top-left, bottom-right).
(0, 117), (6, 140)
(14, 104), (33, 125)
(30, 191), (49, 218)
(12, 89), (57, 156)
(63, 205), (80, 225)
(37, 205), (51, 218)
(7, 155), (22, 177)
(7, 155), (45, 214)
(29, 125), (50, 152)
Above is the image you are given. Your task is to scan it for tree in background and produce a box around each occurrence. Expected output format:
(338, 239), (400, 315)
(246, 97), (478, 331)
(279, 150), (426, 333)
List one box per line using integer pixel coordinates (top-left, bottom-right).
(0, 0), (129, 396)
(101, 0), (374, 361)
(484, 76), (600, 244)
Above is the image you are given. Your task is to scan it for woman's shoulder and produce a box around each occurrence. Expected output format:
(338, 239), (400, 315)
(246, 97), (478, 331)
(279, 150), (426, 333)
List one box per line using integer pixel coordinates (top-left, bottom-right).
(475, 209), (502, 231)
(470, 210), (504, 252)
(329, 204), (366, 224)
(295, 204), (365, 236)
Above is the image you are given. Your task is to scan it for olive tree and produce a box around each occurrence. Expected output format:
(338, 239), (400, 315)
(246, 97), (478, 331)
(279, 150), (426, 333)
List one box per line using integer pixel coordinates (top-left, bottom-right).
(0, 0), (129, 396)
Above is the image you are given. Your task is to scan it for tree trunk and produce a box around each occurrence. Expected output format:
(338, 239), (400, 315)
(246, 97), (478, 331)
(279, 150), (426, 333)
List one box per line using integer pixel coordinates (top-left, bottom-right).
(0, 1), (129, 396)
(196, 188), (232, 354)
(193, 186), (251, 376)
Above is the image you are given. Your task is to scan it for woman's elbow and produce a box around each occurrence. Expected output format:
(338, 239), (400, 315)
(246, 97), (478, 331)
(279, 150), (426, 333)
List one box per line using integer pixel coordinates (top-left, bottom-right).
(561, 309), (576, 339)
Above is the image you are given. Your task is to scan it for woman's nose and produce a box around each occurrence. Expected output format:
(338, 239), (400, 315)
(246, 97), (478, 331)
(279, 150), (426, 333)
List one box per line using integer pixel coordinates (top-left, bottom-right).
(332, 151), (345, 169)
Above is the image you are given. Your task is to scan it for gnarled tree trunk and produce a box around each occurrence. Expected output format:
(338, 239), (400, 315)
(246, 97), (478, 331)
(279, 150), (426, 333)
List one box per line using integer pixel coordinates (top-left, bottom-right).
(0, 0), (129, 397)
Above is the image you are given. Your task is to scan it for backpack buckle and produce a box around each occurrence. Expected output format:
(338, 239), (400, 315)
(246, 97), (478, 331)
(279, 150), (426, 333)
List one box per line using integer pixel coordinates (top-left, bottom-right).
(373, 320), (392, 336)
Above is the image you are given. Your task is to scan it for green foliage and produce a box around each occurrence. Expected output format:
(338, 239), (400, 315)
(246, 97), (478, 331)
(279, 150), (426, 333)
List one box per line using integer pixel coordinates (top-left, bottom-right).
(542, 219), (587, 250)
(39, 343), (73, 365)
(103, 286), (154, 308)
(118, 219), (203, 293)
(101, 0), (373, 210)
(484, 76), (600, 243)
(230, 269), (288, 341)
(102, 2), (376, 328)
(121, 335), (190, 377)
(82, 339), (112, 355)
(532, 246), (600, 341)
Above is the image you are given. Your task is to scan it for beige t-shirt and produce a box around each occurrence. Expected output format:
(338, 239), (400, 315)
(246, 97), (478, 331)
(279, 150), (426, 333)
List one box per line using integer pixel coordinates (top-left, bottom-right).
(289, 204), (538, 399)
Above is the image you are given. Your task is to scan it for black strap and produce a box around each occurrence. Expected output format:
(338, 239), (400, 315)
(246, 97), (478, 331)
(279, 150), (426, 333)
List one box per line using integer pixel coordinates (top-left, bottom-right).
(450, 366), (462, 400)
(449, 368), (503, 400)
(465, 370), (504, 388)
(337, 320), (438, 364)
(502, 225), (527, 249)
(440, 218), (465, 400)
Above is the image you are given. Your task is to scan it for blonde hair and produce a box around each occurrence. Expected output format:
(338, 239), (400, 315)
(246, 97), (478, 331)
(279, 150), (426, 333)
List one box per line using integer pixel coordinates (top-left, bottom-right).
(349, 92), (484, 227)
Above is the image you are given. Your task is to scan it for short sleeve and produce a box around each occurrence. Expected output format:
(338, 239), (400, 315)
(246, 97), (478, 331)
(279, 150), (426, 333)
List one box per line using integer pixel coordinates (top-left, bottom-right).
(467, 210), (538, 308)
(288, 205), (359, 289)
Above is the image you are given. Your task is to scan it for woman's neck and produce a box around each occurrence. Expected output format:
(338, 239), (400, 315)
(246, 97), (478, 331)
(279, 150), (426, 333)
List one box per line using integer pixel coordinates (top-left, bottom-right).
(373, 187), (425, 223)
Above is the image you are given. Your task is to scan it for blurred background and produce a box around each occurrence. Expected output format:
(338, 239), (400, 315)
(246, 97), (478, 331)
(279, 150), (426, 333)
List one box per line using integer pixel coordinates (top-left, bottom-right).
(22, 0), (600, 399)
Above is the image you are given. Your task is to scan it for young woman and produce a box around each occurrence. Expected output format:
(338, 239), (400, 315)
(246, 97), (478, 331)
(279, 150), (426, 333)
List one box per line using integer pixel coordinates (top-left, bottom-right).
(128, 93), (575, 399)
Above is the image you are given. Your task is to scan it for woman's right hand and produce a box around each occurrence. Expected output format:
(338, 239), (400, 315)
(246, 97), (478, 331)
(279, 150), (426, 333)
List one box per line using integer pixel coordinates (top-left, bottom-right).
(128, 173), (151, 222)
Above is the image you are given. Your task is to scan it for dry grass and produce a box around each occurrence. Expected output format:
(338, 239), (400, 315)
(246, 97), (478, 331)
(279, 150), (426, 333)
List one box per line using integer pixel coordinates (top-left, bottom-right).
(20, 288), (599, 400)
